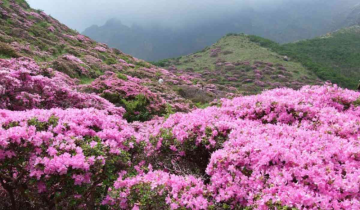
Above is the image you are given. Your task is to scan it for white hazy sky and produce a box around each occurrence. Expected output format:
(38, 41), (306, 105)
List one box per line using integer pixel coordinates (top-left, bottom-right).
(26, 0), (288, 32)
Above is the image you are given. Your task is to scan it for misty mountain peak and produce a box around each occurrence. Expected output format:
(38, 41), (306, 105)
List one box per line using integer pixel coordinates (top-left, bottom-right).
(105, 18), (123, 26)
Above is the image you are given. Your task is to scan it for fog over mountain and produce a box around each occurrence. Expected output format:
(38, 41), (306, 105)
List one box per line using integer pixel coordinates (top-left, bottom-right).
(28, 0), (360, 61)
(26, 0), (283, 31)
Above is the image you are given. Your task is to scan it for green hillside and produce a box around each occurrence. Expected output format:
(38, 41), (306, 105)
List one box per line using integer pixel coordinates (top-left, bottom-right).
(155, 34), (321, 94)
(246, 26), (360, 89)
(281, 26), (360, 89)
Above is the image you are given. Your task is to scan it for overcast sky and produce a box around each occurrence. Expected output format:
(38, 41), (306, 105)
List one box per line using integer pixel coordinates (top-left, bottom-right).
(26, 0), (292, 32)
(27, 0), (359, 32)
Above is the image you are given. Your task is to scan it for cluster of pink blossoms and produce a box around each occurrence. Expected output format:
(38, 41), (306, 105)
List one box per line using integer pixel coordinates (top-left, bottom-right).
(206, 120), (360, 209)
(62, 54), (84, 64)
(94, 46), (107, 52)
(103, 170), (208, 209)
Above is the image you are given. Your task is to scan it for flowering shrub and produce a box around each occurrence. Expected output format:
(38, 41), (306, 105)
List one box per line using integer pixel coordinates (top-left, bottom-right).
(0, 42), (21, 58)
(84, 71), (167, 122)
(62, 54), (84, 64)
(94, 46), (107, 52)
(62, 34), (77, 41)
(76, 34), (91, 42)
(28, 11), (43, 20)
(0, 108), (140, 209)
(206, 120), (360, 209)
(219, 84), (359, 125)
(0, 58), (124, 115)
(47, 25), (56, 33)
(103, 170), (209, 209)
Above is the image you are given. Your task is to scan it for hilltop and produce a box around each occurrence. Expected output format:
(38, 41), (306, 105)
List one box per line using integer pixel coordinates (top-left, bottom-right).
(155, 34), (322, 95)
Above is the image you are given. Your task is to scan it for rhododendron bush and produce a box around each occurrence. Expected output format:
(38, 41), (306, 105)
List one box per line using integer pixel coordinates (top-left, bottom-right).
(0, 58), (124, 115)
(2, 57), (360, 209)
(0, 108), (143, 209)
(83, 71), (167, 122)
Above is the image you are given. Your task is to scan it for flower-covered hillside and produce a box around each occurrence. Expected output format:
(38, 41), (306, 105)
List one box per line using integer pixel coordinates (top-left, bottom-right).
(0, 58), (125, 115)
(0, 0), (223, 118)
(2, 84), (360, 209)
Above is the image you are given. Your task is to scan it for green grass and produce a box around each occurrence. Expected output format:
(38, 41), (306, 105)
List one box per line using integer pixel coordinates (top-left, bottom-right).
(79, 77), (95, 84)
(0, 54), (11, 59)
(2, 0), (10, 7)
(105, 57), (117, 65)
(195, 102), (210, 109)
(6, 19), (13, 25)
(116, 73), (128, 81)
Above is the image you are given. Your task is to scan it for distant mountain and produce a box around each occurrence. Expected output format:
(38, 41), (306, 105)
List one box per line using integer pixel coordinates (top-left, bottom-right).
(342, 4), (360, 26)
(83, 18), (227, 61)
(83, 0), (360, 61)
(153, 34), (322, 95)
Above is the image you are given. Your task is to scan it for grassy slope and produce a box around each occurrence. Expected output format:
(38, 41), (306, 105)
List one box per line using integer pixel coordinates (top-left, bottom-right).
(281, 26), (360, 89)
(155, 34), (320, 94)
(247, 26), (360, 89)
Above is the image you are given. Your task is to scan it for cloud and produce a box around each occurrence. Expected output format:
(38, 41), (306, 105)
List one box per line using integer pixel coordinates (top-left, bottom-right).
(27, 0), (357, 32)
(26, 0), (289, 31)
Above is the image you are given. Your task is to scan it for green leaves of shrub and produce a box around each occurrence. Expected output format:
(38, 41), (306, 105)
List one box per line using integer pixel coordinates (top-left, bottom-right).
(116, 73), (128, 81)
(121, 94), (151, 122)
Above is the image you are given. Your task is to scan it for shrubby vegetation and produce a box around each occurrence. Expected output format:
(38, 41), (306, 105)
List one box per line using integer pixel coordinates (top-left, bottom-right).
(0, 42), (21, 58)
(247, 34), (357, 89)
(120, 94), (151, 122)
